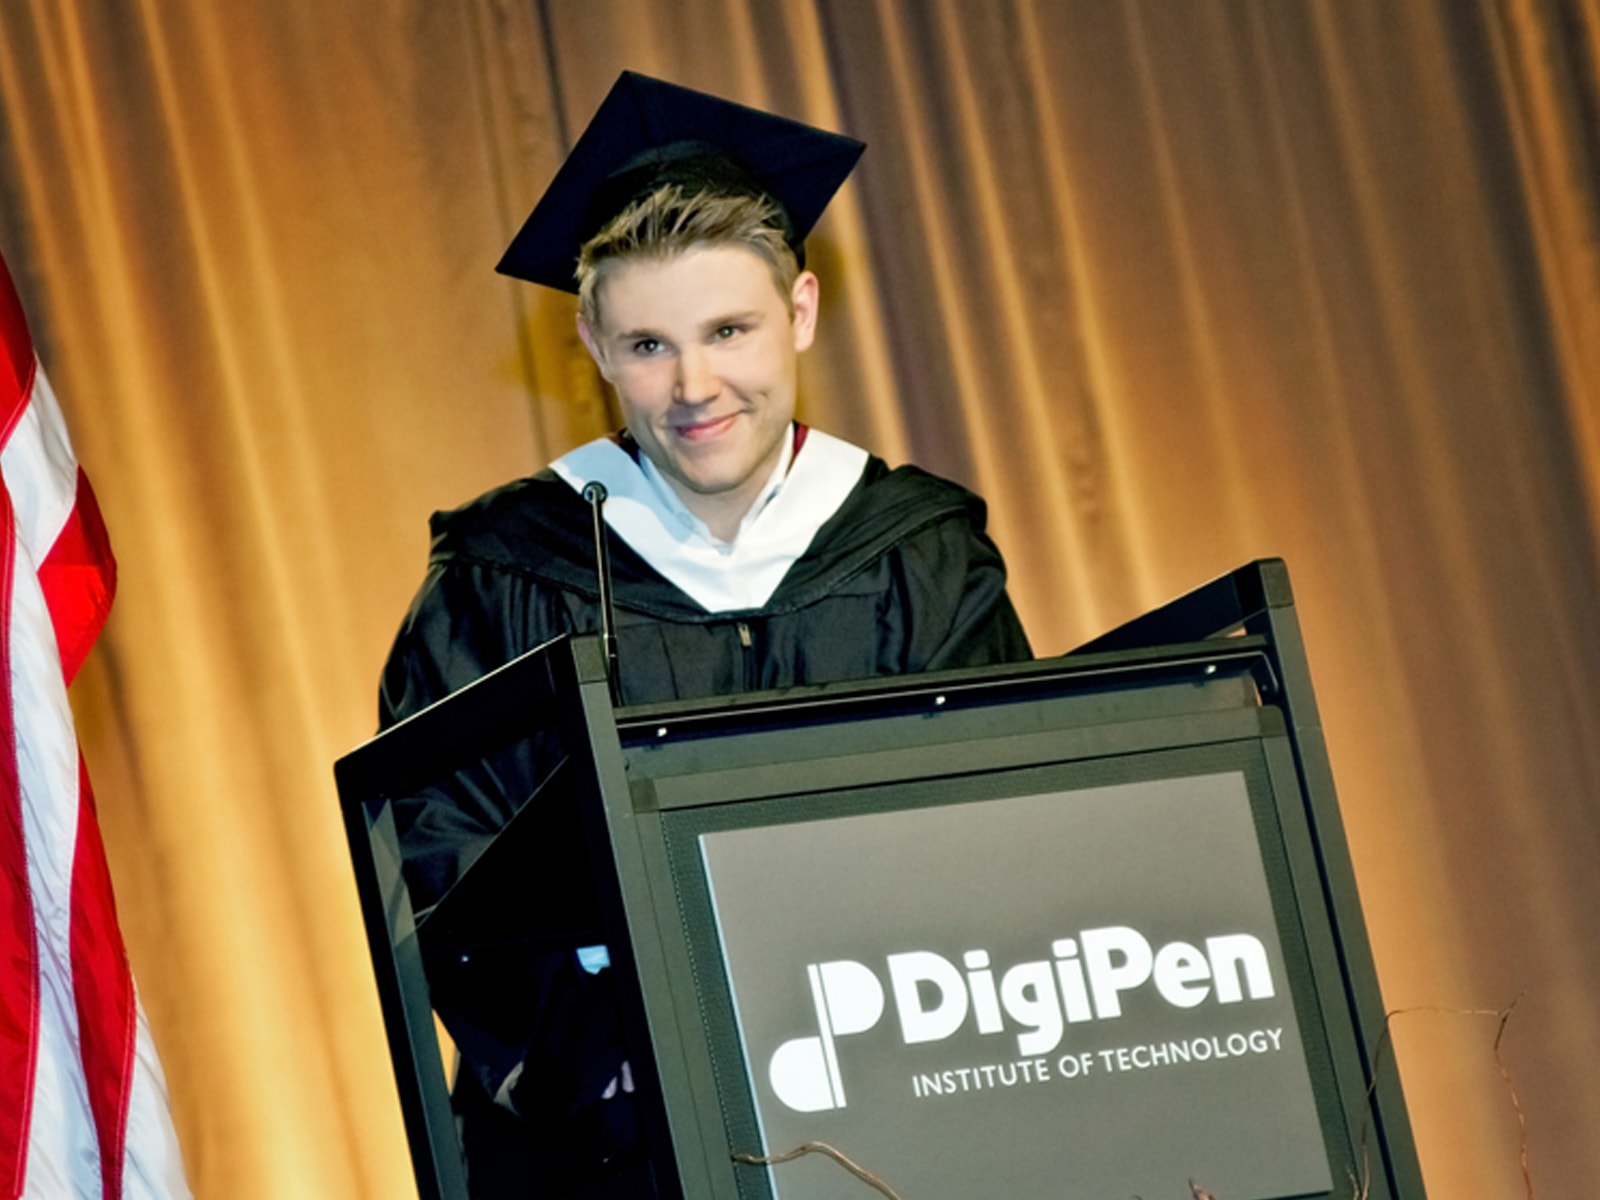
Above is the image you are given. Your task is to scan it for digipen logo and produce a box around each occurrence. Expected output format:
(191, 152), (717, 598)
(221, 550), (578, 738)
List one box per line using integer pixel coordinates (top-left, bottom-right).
(766, 927), (1276, 1112)
(768, 961), (886, 1112)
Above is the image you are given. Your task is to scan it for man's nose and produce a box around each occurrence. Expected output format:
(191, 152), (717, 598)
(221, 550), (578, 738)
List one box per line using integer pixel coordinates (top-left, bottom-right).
(674, 346), (717, 404)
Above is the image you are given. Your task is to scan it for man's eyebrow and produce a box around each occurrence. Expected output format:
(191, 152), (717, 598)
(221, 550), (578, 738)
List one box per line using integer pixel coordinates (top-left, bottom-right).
(703, 308), (764, 329)
(609, 324), (665, 342)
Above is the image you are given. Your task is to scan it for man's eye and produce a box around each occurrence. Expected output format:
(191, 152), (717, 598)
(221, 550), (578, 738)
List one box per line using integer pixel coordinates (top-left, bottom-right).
(631, 338), (662, 355)
(713, 324), (743, 340)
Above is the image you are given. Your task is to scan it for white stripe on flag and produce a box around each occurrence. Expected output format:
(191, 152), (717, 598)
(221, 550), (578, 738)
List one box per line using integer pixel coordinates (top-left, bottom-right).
(119, 1005), (189, 1200)
(5, 370), (77, 554)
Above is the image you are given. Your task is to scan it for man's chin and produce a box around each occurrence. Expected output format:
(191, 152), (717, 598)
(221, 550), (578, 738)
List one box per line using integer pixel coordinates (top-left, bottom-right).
(673, 472), (746, 499)
(657, 451), (746, 495)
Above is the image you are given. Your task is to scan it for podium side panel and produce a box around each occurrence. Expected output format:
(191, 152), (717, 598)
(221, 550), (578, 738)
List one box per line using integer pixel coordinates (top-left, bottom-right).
(343, 795), (468, 1200)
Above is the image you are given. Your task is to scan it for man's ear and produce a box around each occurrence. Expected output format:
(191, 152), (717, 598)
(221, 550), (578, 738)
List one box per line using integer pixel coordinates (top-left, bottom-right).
(577, 313), (613, 382)
(790, 270), (820, 353)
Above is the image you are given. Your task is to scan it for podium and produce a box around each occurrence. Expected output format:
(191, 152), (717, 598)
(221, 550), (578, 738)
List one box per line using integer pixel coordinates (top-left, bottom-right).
(335, 560), (1426, 1200)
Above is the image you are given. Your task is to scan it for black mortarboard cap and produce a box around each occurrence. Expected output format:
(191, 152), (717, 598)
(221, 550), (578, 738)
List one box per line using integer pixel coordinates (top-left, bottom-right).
(496, 71), (865, 293)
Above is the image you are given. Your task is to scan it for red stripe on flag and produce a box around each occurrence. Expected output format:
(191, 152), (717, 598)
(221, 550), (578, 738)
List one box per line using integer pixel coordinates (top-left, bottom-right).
(0, 256), (36, 444)
(39, 471), (116, 687)
(69, 758), (135, 1200)
(0, 485), (41, 1200)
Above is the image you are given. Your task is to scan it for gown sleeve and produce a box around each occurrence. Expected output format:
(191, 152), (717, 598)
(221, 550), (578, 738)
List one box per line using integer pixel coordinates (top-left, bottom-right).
(378, 547), (561, 908)
(376, 530), (630, 1143)
(857, 468), (1031, 675)
(898, 505), (1032, 672)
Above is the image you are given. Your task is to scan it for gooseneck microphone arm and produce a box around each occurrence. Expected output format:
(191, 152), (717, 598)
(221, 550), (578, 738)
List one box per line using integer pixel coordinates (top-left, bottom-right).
(581, 481), (624, 707)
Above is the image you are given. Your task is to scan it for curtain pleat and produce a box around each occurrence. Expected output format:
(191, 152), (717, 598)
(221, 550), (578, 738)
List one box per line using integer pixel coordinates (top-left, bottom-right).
(2, 0), (1597, 1195)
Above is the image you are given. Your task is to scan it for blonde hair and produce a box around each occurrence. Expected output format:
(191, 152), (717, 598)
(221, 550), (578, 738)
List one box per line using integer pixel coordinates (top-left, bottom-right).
(576, 185), (800, 326)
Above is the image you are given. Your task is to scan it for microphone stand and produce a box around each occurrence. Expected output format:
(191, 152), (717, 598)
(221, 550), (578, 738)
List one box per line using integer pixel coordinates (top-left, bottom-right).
(582, 482), (624, 707)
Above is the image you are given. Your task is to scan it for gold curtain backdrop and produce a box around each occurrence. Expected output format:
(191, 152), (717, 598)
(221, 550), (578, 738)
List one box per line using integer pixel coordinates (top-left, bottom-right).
(1, 0), (1597, 1195)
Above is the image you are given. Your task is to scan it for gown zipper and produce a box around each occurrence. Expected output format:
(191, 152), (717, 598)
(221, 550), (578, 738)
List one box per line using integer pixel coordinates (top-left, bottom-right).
(736, 620), (756, 690)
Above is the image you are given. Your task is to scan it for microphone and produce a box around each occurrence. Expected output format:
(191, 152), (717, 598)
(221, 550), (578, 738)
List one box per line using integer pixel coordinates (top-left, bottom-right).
(581, 482), (624, 707)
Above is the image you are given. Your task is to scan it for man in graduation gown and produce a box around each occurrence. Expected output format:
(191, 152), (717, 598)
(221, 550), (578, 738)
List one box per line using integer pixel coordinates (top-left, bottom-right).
(378, 72), (1031, 1198)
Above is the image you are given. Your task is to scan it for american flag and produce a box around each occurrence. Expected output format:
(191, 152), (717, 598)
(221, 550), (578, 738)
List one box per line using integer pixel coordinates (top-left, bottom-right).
(0, 251), (189, 1199)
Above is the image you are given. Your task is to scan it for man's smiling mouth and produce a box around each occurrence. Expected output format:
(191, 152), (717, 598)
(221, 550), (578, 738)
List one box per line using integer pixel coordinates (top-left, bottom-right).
(674, 413), (739, 441)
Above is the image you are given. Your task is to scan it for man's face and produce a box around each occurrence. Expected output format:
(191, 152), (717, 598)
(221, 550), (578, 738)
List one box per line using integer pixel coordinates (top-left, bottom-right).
(578, 244), (819, 539)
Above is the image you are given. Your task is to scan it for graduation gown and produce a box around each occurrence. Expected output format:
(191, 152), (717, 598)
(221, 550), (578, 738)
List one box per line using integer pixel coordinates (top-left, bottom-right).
(377, 443), (1031, 1197)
